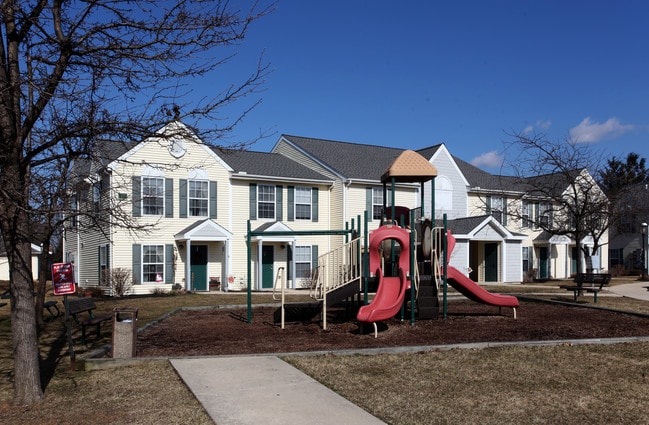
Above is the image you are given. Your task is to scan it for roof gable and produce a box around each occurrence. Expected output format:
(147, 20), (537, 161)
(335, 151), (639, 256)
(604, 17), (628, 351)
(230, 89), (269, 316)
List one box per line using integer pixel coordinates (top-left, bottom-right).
(174, 219), (232, 241)
(277, 135), (406, 181)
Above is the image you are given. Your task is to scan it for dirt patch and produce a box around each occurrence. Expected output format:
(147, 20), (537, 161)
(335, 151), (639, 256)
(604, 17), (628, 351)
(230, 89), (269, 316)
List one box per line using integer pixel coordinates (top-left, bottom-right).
(135, 300), (649, 357)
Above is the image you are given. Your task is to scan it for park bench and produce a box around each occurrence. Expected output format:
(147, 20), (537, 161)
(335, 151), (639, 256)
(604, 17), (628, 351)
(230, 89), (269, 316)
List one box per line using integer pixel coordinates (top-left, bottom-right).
(559, 273), (611, 303)
(67, 297), (112, 344)
(43, 300), (60, 321)
(1, 289), (60, 320)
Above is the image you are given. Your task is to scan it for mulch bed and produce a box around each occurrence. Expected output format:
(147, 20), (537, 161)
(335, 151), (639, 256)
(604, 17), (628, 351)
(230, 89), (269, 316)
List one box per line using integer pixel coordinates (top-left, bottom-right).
(135, 300), (649, 357)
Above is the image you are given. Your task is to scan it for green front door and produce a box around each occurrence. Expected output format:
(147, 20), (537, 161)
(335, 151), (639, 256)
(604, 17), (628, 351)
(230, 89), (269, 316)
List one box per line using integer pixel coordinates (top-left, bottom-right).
(484, 243), (498, 282)
(262, 245), (274, 289)
(539, 247), (549, 279)
(191, 245), (208, 291)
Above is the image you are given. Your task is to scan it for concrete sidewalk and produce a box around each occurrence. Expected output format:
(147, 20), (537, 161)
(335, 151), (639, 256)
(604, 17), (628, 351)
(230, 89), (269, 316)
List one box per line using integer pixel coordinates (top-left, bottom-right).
(607, 281), (649, 301)
(171, 356), (386, 425)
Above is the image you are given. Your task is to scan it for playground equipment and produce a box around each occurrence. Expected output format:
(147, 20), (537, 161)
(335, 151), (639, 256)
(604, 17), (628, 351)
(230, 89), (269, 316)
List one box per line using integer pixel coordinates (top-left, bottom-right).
(444, 230), (519, 318)
(357, 225), (411, 337)
(246, 148), (518, 335)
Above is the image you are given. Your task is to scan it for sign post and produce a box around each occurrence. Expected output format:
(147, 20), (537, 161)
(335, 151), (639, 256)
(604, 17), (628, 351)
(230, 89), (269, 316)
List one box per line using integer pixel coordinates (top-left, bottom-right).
(51, 262), (77, 369)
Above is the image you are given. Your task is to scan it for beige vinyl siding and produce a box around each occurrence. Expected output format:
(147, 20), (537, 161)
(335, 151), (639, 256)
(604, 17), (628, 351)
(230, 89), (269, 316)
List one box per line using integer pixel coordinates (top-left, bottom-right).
(105, 136), (233, 294)
(273, 140), (340, 181)
(228, 180), (332, 290)
(346, 183), (419, 233)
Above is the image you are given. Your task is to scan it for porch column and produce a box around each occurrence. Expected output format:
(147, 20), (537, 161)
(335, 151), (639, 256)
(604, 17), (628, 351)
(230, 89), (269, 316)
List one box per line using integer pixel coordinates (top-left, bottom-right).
(224, 239), (230, 292)
(257, 238), (263, 291)
(185, 240), (192, 291)
(291, 239), (297, 289)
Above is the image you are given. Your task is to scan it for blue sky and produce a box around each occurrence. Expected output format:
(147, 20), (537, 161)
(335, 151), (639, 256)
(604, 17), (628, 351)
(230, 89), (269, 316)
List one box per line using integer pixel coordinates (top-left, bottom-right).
(203, 1), (649, 173)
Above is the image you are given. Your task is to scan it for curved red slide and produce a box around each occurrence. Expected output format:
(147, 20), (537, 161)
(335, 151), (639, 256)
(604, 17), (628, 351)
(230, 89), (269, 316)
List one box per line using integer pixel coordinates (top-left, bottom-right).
(357, 225), (411, 326)
(444, 229), (518, 308)
(446, 265), (519, 308)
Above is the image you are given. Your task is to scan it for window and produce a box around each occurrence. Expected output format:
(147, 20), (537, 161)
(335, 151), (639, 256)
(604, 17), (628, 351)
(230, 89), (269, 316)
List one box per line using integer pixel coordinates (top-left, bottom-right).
(142, 177), (165, 215)
(609, 248), (623, 267)
(489, 196), (506, 225)
(521, 201), (532, 228)
(142, 245), (164, 283)
(295, 187), (312, 220)
(522, 246), (532, 272)
(372, 188), (392, 220)
(258, 184), (275, 219)
(70, 194), (78, 227)
(538, 202), (552, 228)
(99, 244), (109, 285)
(189, 180), (209, 217)
(294, 246), (312, 284)
(92, 181), (101, 213)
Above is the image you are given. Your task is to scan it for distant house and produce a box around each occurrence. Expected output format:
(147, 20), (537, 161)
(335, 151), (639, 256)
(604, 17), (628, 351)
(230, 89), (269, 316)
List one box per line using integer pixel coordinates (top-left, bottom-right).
(63, 121), (608, 294)
(0, 241), (42, 281)
(608, 182), (649, 273)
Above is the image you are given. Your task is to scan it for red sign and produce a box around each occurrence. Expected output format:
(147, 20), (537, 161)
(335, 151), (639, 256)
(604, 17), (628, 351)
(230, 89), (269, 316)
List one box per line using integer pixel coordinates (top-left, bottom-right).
(51, 262), (76, 295)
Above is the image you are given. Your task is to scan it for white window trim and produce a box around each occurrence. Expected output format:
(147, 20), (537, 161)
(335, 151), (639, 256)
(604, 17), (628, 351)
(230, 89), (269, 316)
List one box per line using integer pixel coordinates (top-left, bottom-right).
(258, 184), (276, 220)
(294, 187), (312, 221)
(142, 244), (165, 284)
(188, 179), (209, 217)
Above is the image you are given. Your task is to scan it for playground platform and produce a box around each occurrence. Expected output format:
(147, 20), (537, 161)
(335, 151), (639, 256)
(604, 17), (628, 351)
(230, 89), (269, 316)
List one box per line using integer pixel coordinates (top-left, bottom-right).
(171, 355), (386, 425)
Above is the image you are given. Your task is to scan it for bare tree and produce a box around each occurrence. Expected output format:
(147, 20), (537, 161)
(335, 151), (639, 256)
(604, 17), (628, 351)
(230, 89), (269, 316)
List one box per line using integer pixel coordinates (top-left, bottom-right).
(501, 132), (609, 274)
(0, 0), (274, 406)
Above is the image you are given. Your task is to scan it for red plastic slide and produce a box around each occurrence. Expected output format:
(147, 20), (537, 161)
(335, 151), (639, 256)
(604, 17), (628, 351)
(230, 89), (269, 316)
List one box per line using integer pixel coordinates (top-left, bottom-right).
(446, 265), (519, 308)
(445, 230), (518, 309)
(357, 225), (411, 329)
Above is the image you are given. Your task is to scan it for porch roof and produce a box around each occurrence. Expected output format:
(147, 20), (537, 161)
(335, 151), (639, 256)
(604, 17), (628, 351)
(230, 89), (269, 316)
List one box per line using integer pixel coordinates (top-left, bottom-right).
(251, 221), (297, 243)
(174, 219), (232, 242)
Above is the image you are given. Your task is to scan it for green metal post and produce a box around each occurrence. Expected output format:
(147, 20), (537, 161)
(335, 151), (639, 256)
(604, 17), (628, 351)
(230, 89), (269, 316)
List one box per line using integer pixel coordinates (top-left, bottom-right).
(443, 214), (448, 319)
(410, 208), (416, 326)
(363, 210), (369, 305)
(247, 220), (252, 323)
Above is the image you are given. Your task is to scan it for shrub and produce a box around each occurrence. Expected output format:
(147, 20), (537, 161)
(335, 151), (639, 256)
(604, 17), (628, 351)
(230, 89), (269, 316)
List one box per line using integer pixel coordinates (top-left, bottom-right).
(78, 286), (104, 298)
(150, 287), (169, 296)
(523, 268), (537, 283)
(102, 268), (133, 297)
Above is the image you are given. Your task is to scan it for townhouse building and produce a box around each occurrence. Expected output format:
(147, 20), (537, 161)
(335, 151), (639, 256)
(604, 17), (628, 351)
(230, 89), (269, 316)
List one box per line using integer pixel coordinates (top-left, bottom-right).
(63, 121), (607, 294)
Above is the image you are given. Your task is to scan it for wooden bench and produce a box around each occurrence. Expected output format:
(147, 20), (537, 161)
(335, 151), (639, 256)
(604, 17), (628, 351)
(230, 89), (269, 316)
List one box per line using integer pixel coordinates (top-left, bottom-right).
(67, 297), (112, 344)
(559, 273), (611, 303)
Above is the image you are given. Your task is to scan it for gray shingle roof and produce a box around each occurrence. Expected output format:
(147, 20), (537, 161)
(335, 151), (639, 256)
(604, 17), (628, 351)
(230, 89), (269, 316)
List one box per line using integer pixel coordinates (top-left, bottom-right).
(279, 135), (409, 181)
(217, 148), (331, 181)
(453, 156), (526, 191)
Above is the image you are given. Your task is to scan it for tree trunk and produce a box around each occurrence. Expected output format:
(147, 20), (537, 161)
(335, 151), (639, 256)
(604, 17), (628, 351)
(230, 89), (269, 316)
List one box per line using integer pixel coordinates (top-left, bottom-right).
(8, 237), (44, 405)
(0, 162), (44, 405)
(35, 248), (49, 328)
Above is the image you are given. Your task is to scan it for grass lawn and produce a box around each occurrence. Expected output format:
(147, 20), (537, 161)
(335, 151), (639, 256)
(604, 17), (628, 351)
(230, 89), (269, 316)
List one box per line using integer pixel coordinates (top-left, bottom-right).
(2, 277), (649, 424)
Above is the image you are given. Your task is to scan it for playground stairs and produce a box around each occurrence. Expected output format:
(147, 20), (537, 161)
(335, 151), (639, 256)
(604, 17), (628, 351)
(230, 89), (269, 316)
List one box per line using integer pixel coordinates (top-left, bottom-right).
(324, 278), (361, 307)
(417, 275), (439, 319)
(273, 302), (321, 323)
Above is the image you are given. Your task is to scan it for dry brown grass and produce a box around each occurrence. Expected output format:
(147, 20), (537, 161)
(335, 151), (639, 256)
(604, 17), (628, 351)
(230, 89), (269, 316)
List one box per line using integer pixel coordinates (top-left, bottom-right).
(2, 279), (649, 424)
(1, 361), (213, 425)
(286, 342), (649, 424)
